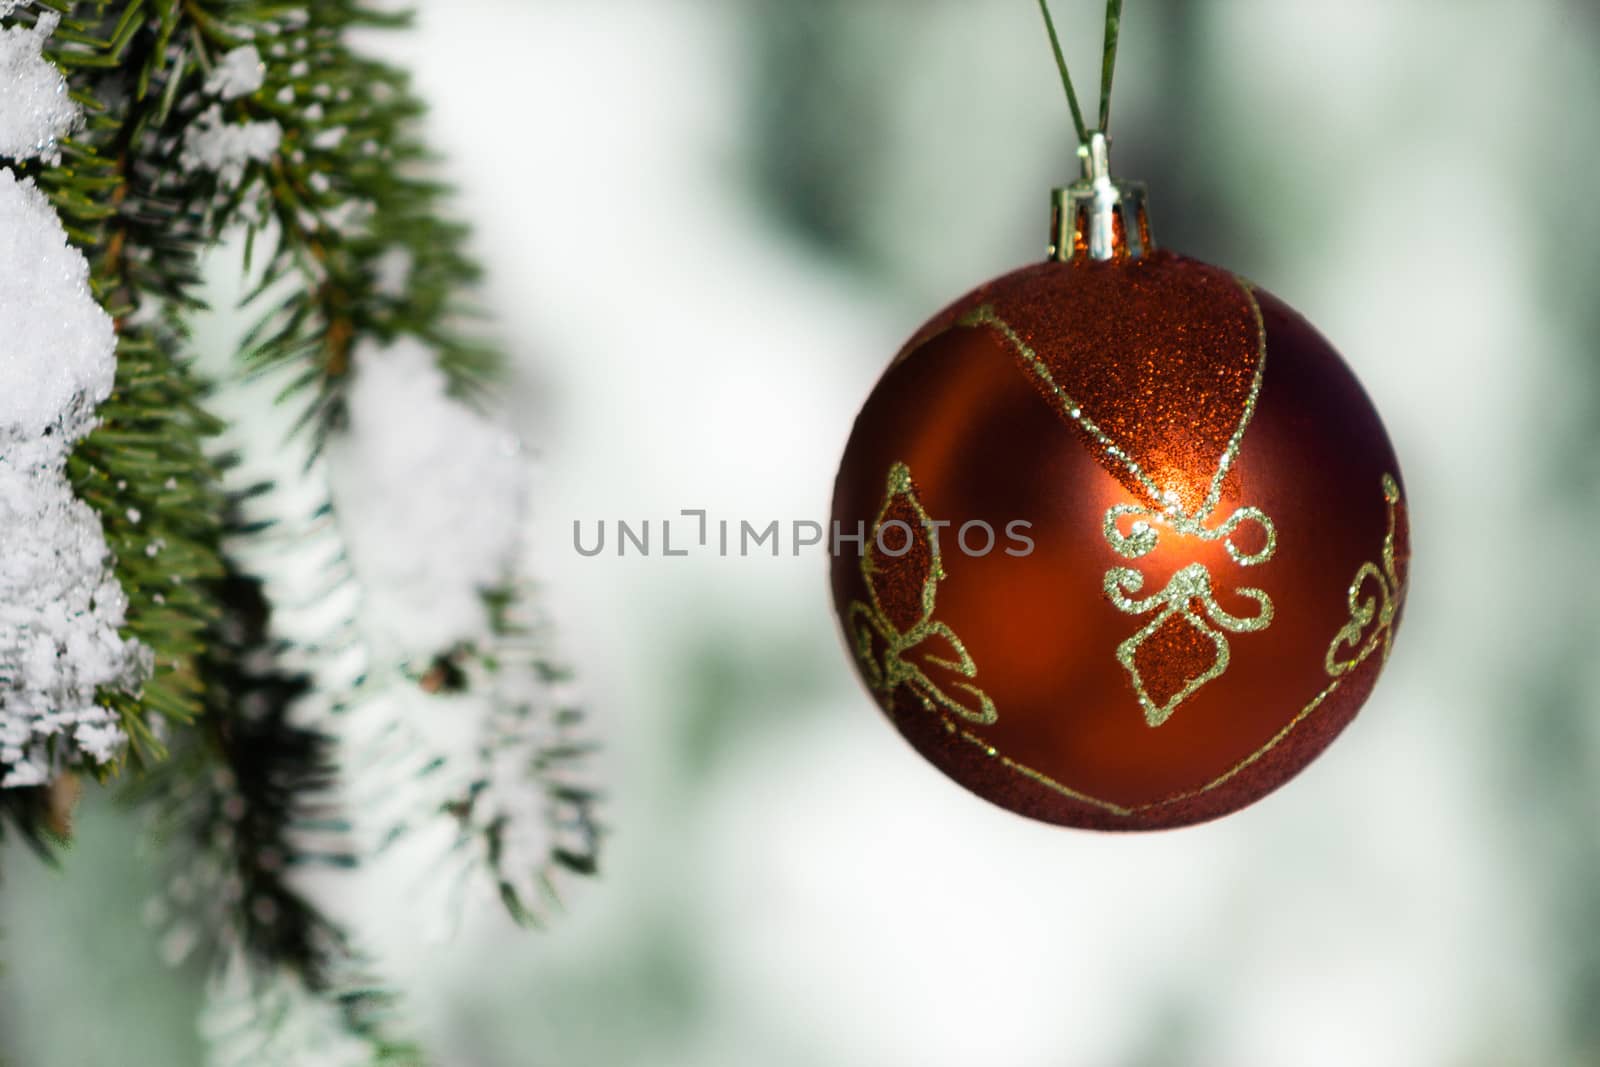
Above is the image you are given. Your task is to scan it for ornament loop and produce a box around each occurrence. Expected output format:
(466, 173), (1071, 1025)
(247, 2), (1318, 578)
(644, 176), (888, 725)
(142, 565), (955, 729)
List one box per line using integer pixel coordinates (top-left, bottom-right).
(1049, 133), (1152, 263)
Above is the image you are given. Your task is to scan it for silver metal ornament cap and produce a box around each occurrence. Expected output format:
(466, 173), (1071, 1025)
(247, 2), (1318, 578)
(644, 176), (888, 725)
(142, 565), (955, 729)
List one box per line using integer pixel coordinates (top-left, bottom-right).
(1048, 131), (1153, 262)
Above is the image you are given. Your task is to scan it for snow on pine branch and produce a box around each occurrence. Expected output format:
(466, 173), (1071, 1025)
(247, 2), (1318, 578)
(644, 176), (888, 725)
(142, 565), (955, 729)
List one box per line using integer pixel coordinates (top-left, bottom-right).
(449, 609), (600, 921)
(177, 0), (602, 923)
(203, 326), (450, 843)
(180, 44), (277, 192)
(0, 12), (79, 163)
(322, 337), (600, 903)
(172, 329), (441, 1058)
(327, 336), (526, 665)
(0, 13), (146, 788)
(202, 952), (416, 1067)
(215, 313), (593, 917)
(181, 104), (282, 190)
(0, 168), (148, 788)
(205, 45), (267, 102)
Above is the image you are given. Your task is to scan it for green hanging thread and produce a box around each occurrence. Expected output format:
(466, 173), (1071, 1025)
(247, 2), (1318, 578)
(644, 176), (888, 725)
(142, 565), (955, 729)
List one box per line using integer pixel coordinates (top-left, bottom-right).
(1035, 0), (1125, 143)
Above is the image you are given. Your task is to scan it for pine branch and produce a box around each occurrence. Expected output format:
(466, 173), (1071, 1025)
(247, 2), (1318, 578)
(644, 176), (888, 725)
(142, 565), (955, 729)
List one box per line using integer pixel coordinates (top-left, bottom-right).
(0, 0), (227, 850)
(161, 0), (604, 921)
(202, 959), (424, 1067)
(131, 565), (421, 1063)
(133, 569), (350, 985)
(5, 3), (598, 1055)
(202, 349), (601, 931)
(207, 357), (448, 849)
(172, 0), (500, 442)
(153, 356), (434, 1058)
(441, 588), (602, 926)
(0, 786), (67, 866)
(4, 4), (429, 1056)
(29, 1), (230, 775)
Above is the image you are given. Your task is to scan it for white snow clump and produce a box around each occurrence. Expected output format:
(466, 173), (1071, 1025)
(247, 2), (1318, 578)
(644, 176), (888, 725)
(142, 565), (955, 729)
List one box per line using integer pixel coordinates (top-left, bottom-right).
(327, 336), (527, 663)
(0, 170), (148, 788)
(179, 103), (281, 188)
(204, 45), (266, 101)
(0, 12), (79, 162)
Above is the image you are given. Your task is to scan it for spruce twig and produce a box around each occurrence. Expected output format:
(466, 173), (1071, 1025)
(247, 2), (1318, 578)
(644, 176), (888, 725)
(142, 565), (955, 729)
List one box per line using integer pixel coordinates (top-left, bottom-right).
(30, 0), (229, 788)
(3, 4), (598, 1060)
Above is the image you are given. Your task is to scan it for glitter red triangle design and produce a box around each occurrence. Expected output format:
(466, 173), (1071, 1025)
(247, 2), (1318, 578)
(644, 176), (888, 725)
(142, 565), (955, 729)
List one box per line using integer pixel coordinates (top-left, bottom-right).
(982, 253), (1260, 517)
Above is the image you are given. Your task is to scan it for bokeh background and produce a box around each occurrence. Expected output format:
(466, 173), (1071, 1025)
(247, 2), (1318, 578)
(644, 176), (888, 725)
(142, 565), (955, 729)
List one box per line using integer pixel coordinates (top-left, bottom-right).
(5, 1), (1600, 1064)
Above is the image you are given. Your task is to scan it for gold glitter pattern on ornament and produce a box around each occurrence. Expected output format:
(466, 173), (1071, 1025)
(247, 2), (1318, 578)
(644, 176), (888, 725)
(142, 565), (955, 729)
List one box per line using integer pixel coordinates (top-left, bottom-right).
(957, 725), (1134, 815)
(1101, 500), (1277, 724)
(847, 463), (997, 726)
(1104, 562), (1273, 726)
(1325, 474), (1403, 676)
(959, 267), (1266, 523)
(960, 277), (1278, 726)
(951, 474), (1407, 817)
(1103, 502), (1277, 565)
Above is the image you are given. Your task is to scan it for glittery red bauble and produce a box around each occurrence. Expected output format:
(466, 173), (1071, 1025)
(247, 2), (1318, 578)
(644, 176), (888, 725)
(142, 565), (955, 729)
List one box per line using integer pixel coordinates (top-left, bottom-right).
(830, 250), (1409, 830)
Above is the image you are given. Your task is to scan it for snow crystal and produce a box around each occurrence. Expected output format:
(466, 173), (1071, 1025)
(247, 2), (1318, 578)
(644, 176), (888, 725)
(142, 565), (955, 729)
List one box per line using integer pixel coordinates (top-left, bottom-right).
(321, 196), (373, 234)
(0, 171), (115, 436)
(179, 104), (281, 188)
(204, 45), (265, 101)
(371, 245), (411, 297)
(0, 172), (147, 788)
(0, 12), (80, 163)
(310, 124), (345, 150)
(328, 336), (526, 662)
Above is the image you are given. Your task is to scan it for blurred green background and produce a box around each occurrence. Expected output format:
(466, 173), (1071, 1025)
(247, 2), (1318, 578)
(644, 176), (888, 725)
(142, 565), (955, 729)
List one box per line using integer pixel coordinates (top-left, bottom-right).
(6, 1), (1600, 1064)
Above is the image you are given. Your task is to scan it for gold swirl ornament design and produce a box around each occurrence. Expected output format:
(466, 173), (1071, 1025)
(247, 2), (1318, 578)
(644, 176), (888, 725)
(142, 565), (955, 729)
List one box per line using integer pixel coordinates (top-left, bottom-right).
(1103, 504), (1277, 727)
(1326, 474), (1404, 676)
(846, 463), (997, 726)
(963, 288), (1279, 728)
(943, 473), (1405, 818)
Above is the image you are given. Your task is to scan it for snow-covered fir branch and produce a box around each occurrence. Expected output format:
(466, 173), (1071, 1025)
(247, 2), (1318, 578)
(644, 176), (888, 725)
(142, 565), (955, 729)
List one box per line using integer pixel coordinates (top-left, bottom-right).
(168, 0), (601, 921)
(1, 1), (599, 1059)
(136, 567), (420, 1066)
(213, 307), (598, 922)
(180, 254), (596, 1062)
(0, 15), (146, 790)
(202, 953), (422, 1067)
(448, 592), (601, 923)
(3, 2), (234, 794)
(1, 6), (406, 1058)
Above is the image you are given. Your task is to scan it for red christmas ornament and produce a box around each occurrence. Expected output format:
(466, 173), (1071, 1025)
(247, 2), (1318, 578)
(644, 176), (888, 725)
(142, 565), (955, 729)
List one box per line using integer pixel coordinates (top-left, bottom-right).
(830, 103), (1410, 828)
